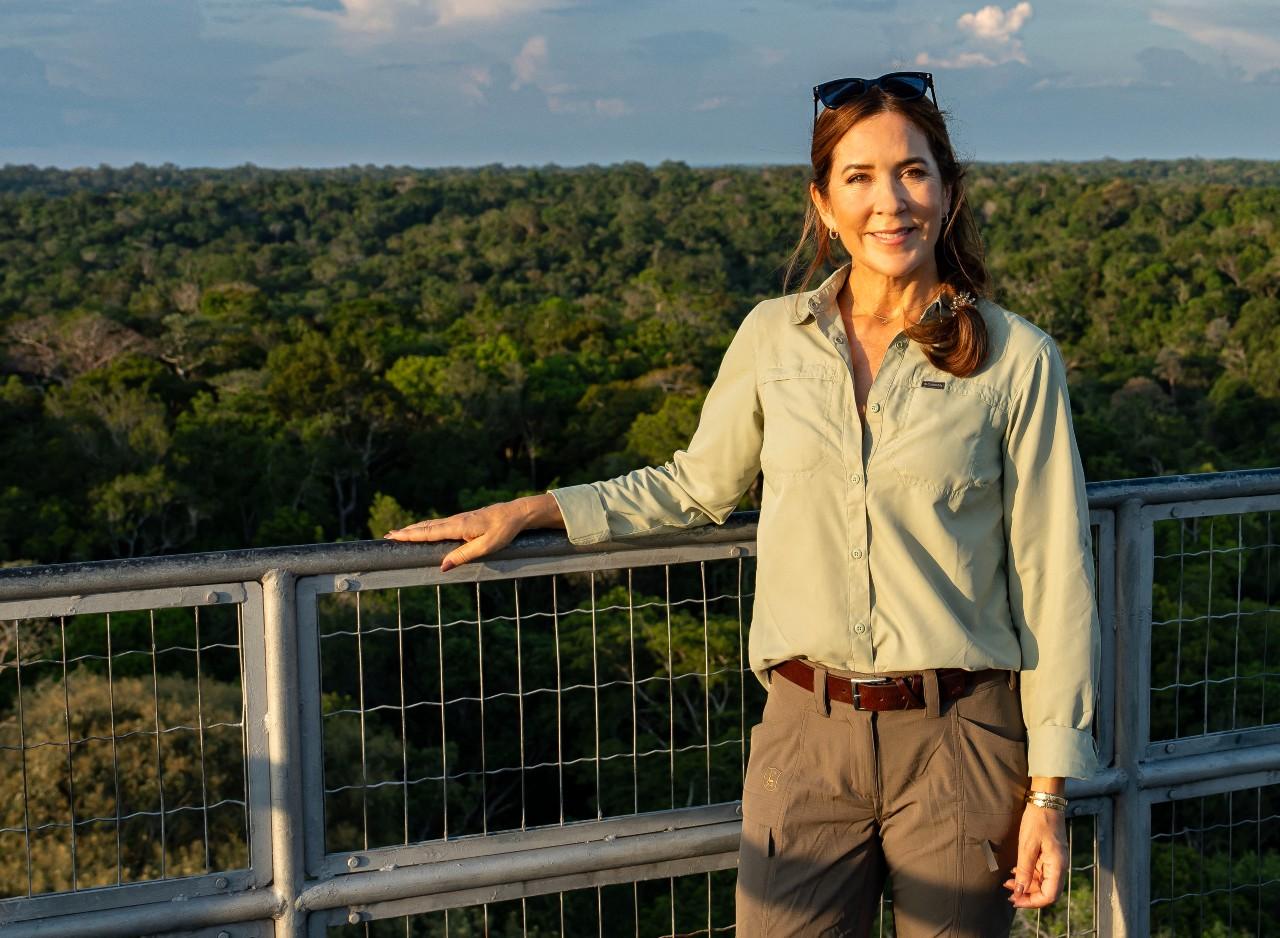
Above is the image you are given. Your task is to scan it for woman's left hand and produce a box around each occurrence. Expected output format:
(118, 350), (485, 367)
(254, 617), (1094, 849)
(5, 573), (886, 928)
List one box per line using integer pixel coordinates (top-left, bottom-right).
(1004, 804), (1068, 908)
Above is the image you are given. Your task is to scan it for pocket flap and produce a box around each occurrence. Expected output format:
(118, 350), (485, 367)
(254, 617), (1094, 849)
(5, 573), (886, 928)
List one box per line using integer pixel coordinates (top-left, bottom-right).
(761, 363), (836, 383)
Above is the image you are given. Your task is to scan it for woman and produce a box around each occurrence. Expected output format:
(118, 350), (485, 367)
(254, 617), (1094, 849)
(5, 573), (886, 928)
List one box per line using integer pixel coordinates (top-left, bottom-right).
(387, 70), (1100, 938)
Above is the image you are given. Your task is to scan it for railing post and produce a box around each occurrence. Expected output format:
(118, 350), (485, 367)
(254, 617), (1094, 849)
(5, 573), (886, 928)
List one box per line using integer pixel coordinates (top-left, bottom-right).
(1107, 498), (1152, 938)
(263, 569), (308, 937)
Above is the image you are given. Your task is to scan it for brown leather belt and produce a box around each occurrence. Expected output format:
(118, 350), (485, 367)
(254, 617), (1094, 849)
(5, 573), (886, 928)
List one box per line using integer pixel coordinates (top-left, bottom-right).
(773, 659), (1004, 711)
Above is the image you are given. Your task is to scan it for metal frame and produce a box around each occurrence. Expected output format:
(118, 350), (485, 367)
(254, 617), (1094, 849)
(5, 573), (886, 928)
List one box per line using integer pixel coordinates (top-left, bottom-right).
(0, 583), (275, 937)
(0, 468), (1276, 936)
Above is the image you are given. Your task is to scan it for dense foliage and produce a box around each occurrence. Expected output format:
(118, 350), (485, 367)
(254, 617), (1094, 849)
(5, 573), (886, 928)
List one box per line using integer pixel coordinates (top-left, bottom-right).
(0, 159), (1277, 565)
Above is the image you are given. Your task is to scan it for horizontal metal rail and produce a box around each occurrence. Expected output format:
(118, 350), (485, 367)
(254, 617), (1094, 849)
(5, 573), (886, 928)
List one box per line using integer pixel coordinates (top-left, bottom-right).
(0, 888), (279, 938)
(299, 815), (743, 911)
(4, 467), (1276, 601)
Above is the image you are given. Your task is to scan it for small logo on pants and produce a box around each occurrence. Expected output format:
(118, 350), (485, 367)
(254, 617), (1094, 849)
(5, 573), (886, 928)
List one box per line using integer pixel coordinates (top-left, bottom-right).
(764, 767), (782, 792)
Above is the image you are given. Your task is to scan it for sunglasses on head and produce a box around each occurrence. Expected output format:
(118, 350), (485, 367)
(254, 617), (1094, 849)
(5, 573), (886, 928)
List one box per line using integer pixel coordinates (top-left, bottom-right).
(812, 71), (937, 123)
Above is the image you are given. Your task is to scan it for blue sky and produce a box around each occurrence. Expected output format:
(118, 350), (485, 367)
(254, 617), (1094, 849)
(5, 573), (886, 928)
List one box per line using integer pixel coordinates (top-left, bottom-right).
(0, 0), (1277, 168)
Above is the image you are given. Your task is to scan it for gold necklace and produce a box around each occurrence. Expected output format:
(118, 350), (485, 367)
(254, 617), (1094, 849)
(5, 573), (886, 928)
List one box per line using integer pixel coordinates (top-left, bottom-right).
(849, 290), (942, 325)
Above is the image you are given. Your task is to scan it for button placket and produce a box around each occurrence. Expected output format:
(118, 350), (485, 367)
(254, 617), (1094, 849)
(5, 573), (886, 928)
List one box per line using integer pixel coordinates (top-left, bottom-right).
(862, 331), (910, 465)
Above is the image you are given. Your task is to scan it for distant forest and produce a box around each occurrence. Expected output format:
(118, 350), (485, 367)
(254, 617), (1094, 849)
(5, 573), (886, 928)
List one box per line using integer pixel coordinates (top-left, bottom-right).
(1, 158), (1277, 565)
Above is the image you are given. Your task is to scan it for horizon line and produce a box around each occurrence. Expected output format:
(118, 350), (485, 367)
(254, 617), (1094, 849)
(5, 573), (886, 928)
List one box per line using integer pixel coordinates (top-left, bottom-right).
(2, 155), (1278, 174)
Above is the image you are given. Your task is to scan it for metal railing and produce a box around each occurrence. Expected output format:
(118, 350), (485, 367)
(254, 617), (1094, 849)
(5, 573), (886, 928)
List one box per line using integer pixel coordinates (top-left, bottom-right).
(0, 468), (1276, 937)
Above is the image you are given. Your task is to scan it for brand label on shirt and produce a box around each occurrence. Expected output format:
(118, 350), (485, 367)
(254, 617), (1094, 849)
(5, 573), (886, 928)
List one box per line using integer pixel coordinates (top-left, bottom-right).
(921, 380), (946, 389)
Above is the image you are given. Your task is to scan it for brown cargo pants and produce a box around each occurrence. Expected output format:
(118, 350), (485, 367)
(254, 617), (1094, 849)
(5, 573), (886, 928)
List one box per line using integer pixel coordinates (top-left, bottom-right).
(735, 665), (1028, 937)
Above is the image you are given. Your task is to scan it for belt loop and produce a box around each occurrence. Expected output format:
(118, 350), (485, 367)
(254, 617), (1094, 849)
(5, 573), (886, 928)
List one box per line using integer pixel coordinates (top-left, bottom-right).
(1007, 669), (1019, 692)
(812, 665), (830, 717)
(923, 668), (941, 719)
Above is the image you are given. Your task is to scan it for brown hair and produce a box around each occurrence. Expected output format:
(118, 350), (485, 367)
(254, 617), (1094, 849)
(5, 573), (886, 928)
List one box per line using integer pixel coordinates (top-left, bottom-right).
(783, 89), (990, 377)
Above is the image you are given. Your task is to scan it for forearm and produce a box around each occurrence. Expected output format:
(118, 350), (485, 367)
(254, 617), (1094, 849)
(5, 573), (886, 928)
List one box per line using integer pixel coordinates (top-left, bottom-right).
(517, 492), (566, 530)
(1029, 776), (1065, 796)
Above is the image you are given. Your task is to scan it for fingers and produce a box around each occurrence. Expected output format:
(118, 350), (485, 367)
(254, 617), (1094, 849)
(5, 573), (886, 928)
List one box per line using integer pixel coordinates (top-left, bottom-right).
(1036, 856), (1064, 907)
(1003, 803), (1068, 909)
(1008, 832), (1038, 905)
(384, 508), (520, 572)
(386, 511), (486, 542)
(384, 515), (467, 543)
(440, 534), (492, 573)
(1006, 851), (1064, 909)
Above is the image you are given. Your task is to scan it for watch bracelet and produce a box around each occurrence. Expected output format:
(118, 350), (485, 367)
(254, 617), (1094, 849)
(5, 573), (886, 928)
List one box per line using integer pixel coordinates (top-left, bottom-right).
(1024, 790), (1068, 812)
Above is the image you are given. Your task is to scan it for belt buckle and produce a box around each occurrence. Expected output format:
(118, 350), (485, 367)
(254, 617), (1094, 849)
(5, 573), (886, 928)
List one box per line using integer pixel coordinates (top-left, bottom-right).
(852, 678), (892, 711)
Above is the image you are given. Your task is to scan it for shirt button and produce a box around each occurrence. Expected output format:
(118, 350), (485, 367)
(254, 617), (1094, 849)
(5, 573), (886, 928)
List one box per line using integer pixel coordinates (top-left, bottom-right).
(848, 473), (861, 484)
(834, 334), (846, 344)
(854, 622), (867, 635)
(896, 339), (907, 350)
(869, 402), (881, 414)
(852, 548), (864, 559)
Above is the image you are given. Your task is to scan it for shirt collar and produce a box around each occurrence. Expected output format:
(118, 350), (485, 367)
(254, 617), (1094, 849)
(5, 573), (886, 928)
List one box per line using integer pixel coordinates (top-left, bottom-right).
(790, 263), (952, 326)
(791, 264), (849, 324)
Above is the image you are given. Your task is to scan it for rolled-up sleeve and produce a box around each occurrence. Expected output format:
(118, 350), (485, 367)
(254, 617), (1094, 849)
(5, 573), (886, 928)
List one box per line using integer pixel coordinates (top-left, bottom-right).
(1002, 337), (1101, 779)
(550, 306), (764, 545)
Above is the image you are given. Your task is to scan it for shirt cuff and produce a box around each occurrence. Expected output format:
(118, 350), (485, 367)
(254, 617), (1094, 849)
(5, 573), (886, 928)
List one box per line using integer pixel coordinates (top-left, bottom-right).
(1026, 724), (1098, 780)
(548, 485), (611, 546)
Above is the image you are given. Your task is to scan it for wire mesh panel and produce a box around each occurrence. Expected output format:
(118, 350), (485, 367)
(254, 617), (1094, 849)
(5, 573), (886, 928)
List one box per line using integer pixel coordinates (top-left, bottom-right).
(314, 556), (764, 855)
(1149, 784), (1280, 937)
(0, 596), (252, 899)
(329, 869), (740, 937)
(1149, 509), (1280, 742)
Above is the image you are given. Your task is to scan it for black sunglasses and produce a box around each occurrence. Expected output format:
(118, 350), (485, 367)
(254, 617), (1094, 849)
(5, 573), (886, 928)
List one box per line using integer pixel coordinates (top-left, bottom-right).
(812, 71), (937, 123)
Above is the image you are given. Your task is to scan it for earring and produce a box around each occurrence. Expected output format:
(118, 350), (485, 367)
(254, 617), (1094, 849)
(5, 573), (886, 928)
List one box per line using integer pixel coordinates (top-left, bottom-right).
(829, 228), (840, 240)
(942, 211), (950, 227)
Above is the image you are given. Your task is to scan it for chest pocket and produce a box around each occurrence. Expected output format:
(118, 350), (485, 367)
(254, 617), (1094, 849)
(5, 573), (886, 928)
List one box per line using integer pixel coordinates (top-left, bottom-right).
(890, 379), (1003, 503)
(759, 364), (837, 474)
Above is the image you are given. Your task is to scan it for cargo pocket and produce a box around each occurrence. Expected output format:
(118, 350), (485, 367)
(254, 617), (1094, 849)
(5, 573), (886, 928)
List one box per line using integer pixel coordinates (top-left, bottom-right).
(758, 364), (837, 475)
(954, 679), (1026, 794)
(736, 718), (803, 932)
(890, 381), (1002, 508)
(941, 682), (1024, 933)
(953, 683), (1027, 881)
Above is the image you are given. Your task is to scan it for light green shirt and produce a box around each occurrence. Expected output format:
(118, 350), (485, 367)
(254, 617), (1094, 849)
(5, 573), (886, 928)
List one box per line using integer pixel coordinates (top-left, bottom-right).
(550, 264), (1101, 779)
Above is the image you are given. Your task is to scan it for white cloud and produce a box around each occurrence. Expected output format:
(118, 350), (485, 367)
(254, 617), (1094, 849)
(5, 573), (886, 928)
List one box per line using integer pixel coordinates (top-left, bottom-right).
(511, 34), (548, 89)
(915, 50), (997, 69)
(1150, 3), (1280, 78)
(957, 2), (1032, 43)
(460, 65), (491, 103)
(916, 2), (1032, 69)
(510, 33), (580, 112)
(311, 0), (573, 36)
(693, 96), (728, 111)
(434, 0), (570, 27)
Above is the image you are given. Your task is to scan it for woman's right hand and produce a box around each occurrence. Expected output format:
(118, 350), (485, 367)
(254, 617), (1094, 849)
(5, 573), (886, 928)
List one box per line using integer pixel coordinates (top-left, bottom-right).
(383, 494), (563, 572)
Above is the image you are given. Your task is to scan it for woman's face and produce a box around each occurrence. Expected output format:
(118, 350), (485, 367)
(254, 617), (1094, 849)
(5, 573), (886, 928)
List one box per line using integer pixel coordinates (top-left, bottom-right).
(811, 110), (951, 286)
